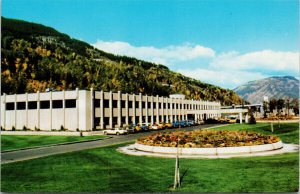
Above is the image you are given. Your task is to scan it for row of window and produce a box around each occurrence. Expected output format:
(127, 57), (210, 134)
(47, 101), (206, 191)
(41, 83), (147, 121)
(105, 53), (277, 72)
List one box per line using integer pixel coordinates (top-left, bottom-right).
(94, 99), (211, 109)
(5, 99), (76, 110)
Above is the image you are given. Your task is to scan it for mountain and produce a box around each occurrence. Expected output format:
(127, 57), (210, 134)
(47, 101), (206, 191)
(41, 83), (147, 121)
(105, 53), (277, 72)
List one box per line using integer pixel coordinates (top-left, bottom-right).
(1, 17), (244, 105)
(234, 76), (299, 104)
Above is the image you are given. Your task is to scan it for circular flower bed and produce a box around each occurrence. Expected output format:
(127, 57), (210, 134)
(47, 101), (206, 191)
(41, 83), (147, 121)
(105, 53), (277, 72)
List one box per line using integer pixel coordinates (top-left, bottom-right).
(136, 130), (280, 148)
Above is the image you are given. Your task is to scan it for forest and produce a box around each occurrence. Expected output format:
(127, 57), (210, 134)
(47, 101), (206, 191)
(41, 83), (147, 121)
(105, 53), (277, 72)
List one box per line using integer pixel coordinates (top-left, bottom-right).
(1, 17), (245, 105)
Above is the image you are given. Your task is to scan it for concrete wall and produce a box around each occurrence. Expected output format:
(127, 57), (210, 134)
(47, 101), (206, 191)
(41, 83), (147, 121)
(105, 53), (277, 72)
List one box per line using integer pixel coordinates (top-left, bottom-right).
(1, 89), (92, 131)
(1, 89), (222, 131)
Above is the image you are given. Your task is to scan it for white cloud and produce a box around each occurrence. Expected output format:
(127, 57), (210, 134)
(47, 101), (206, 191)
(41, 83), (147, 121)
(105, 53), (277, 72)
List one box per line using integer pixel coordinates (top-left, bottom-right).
(177, 68), (267, 89)
(210, 50), (299, 72)
(92, 40), (215, 66)
(91, 40), (298, 89)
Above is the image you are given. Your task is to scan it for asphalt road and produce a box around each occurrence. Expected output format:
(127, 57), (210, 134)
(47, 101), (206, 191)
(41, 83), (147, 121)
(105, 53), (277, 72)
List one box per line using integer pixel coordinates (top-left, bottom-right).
(1, 124), (223, 164)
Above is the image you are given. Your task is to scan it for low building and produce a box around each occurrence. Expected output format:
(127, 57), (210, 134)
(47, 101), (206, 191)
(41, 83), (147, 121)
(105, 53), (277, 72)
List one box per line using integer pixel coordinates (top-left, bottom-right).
(1, 89), (221, 131)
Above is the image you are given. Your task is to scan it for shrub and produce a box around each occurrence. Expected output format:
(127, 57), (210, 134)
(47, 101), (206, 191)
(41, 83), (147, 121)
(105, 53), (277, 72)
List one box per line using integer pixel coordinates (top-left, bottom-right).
(12, 126), (16, 131)
(35, 126), (40, 131)
(249, 115), (256, 124)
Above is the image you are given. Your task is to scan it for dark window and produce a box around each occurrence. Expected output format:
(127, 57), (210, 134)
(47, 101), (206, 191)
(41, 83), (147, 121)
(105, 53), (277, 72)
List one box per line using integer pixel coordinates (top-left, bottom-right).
(17, 102), (26, 110)
(153, 103), (156, 109)
(40, 101), (50, 109)
(112, 100), (118, 108)
(94, 117), (100, 126)
(94, 99), (100, 108)
(28, 101), (37, 109)
(104, 117), (109, 126)
(113, 117), (118, 125)
(163, 103), (166, 109)
(52, 100), (63, 109)
(135, 101), (139, 108)
(103, 100), (109, 108)
(121, 116), (126, 123)
(128, 101), (133, 108)
(65, 99), (76, 108)
(6, 102), (14, 110)
(148, 102), (151, 108)
(159, 103), (162, 109)
(121, 100), (126, 108)
(168, 103), (171, 109)
(172, 104), (175, 109)
(142, 102), (145, 108)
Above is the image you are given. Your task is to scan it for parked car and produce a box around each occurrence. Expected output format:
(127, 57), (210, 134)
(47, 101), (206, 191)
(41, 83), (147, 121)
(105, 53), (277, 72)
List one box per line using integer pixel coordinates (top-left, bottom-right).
(187, 120), (195, 126)
(164, 122), (173, 129)
(150, 123), (161, 130)
(172, 121), (187, 128)
(139, 123), (149, 131)
(103, 128), (128, 135)
(125, 124), (137, 133)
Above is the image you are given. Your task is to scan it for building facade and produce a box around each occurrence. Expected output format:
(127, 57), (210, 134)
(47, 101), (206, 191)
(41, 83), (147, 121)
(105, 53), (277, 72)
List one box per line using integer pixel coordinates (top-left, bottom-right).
(1, 89), (221, 131)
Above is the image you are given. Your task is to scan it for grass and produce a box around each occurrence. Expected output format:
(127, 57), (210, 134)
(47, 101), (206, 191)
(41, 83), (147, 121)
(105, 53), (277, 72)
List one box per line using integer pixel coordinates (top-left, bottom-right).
(1, 135), (106, 152)
(211, 122), (299, 144)
(1, 122), (299, 192)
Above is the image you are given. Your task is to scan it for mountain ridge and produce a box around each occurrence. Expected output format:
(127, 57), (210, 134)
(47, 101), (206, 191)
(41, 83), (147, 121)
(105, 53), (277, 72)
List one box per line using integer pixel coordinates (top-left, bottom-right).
(1, 17), (244, 105)
(234, 76), (299, 104)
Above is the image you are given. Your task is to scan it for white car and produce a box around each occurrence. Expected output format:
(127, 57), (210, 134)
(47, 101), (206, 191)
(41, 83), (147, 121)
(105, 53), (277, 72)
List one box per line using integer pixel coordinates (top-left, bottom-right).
(103, 128), (128, 135)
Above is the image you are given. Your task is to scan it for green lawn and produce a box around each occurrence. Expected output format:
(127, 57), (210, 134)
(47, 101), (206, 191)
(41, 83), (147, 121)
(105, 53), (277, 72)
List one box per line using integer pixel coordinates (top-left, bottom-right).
(1, 135), (106, 152)
(211, 122), (299, 144)
(1, 123), (299, 192)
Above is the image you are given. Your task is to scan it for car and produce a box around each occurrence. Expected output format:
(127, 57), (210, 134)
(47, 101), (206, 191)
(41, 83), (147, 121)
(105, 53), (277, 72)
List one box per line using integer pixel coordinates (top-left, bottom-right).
(172, 121), (187, 128)
(187, 120), (195, 126)
(227, 117), (237, 123)
(149, 123), (161, 130)
(139, 123), (149, 131)
(164, 122), (173, 129)
(103, 128), (128, 135)
(125, 124), (137, 133)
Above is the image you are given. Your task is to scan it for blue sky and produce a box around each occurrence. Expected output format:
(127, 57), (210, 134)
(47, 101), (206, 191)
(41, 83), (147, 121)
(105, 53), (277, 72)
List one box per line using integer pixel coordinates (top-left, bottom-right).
(2, 0), (299, 89)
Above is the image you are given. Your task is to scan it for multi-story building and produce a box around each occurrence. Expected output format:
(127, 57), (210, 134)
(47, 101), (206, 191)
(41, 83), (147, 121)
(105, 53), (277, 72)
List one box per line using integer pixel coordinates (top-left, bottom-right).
(1, 89), (221, 131)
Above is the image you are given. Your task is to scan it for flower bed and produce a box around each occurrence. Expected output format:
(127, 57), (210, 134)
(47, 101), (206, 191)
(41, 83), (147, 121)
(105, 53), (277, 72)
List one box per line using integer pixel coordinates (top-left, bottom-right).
(136, 130), (280, 148)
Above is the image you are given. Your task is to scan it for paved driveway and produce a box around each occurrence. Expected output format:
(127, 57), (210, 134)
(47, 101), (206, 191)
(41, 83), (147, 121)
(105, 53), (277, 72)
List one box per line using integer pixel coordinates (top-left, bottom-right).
(1, 124), (222, 164)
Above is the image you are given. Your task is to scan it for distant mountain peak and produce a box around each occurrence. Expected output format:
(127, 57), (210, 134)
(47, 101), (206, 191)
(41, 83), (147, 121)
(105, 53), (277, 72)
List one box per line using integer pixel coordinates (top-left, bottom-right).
(234, 76), (299, 104)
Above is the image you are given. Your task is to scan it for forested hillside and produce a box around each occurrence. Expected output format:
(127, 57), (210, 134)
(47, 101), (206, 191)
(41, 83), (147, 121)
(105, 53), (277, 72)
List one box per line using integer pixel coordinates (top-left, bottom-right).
(1, 17), (244, 105)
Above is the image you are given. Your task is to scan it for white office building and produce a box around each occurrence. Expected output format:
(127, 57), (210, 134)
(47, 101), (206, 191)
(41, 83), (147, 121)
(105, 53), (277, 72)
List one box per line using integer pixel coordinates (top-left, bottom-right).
(1, 89), (222, 131)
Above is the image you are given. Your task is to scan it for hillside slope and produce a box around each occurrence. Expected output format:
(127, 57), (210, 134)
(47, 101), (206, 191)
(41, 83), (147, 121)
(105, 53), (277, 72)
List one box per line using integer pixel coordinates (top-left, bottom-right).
(1, 17), (244, 105)
(234, 76), (299, 104)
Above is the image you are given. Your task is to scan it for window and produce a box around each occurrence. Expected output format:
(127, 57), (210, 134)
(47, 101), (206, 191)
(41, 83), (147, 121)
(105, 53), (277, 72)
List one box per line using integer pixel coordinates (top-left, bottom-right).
(52, 100), (63, 109)
(6, 102), (14, 110)
(65, 99), (76, 108)
(121, 116), (126, 123)
(135, 101), (139, 108)
(153, 103), (156, 109)
(121, 100), (126, 108)
(94, 99), (100, 108)
(40, 101), (50, 109)
(159, 103), (162, 109)
(168, 103), (171, 109)
(94, 117), (100, 126)
(103, 100), (109, 108)
(128, 101), (133, 108)
(163, 103), (166, 109)
(28, 101), (37, 109)
(148, 102), (151, 108)
(17, 102), (26, 110)
(142, 102), (145, 108)
(112, 100), (118, 108)
(104, 117), (109, 126)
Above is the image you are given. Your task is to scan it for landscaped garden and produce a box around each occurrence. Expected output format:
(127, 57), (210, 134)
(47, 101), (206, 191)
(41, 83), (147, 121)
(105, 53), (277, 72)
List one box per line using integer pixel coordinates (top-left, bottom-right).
(136, 130), (280, 148)
(1, 123), (298, 192)
(1, 135), (106, 152)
